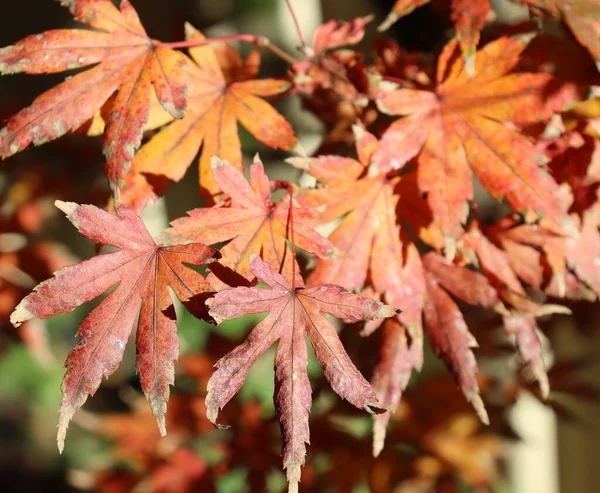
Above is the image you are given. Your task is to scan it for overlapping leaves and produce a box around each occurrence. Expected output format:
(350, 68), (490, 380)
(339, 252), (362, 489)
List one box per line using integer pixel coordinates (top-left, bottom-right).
(0, 0), (189, 195)
(10, 201), (218, 451)
(375, 36), (574, 244)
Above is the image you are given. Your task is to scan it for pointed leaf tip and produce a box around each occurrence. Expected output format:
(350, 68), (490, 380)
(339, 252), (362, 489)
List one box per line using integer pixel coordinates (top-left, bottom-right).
(57, 402), (78, 454)
(365, 401), (386, 415)
(470, 393), (489, 425)
(205, 399), (231, 429)
(374, 303), (400, 319)
(372, 420), (386, 457)
(54, 200), (77, 216)
(10, 300), (33, 327)
(210, 155), (226, 170)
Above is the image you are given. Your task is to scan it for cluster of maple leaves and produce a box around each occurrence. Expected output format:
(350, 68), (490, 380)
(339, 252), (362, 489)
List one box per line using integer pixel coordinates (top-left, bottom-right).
(2, 0), (600, 491)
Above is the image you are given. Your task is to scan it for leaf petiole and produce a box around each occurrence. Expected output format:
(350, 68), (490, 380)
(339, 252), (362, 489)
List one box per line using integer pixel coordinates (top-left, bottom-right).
(158, 34), (300, 65)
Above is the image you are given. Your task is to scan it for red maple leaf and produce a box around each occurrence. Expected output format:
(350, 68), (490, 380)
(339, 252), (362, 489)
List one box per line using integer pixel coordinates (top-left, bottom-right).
(10, 201), (218, 452)
(0, 0), (190, 196)
(205, 255), (397, 492)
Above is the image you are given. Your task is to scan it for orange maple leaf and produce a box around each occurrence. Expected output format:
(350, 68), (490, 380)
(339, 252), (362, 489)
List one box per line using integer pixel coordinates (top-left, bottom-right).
(374, 36), (573, 242)
(131, 24), (297, 202)
(162, 156), (334, 289)
(0, 0), (190, 196)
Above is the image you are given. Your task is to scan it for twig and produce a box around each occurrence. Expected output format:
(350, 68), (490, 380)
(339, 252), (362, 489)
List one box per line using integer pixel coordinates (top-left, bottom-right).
(284, 0), (307, 48)
(159, 34), (300, 65)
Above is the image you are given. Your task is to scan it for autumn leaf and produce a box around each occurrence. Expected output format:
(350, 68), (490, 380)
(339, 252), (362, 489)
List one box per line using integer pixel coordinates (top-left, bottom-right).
(371, 318), (421, 457)
(375, 36), (573, 243)
(10, 201), (218, 452)
(205, 255), (397, 493)
(292, 126), (432, 337)
(293, 126), (498, 450)
(422, 252), (496, 425)
(293, 126), (408, 292)
(162, 156), (334, 289)
(132, 24), (296, 202)
(378, 0), (492, 71)
(503, 314), (549, 398)
(0, 0), (190, 195)
(516, 0), (600, 64)
(463, 220), (574, 395)
(292, 17), (371, 99)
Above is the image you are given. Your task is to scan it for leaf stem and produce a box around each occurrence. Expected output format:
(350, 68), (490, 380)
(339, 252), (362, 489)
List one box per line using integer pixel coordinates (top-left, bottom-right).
(158, 34), (300, 65)
(289, 187), (297, 288)
(284, 0), (307, 48)
(271, 180), (298, 286)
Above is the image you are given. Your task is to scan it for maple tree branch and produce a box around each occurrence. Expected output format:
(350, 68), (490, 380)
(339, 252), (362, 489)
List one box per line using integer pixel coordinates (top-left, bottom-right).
(284, 0), (307, 48)
(158, 34), (300, 65)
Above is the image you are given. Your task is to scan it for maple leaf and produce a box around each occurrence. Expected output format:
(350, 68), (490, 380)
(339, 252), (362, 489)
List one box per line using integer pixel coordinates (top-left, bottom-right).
(291, 17), (371, 100)
(463, 220), (574, 395)
(0, 0), (190, 196)
(132, 24), (296, 202)
(293, 127), (498, 450)
(421, 252), (496, 425)
(378, 0), (492, 72)
(10, 201), (218, 452)
(516, 0), (600, 63)
(370, 318), (421, 457)
(294, 126), (416, 292)
(162, 156), (334, 289)
(375, 36), (573, 243)
(205, 255), (397, 493)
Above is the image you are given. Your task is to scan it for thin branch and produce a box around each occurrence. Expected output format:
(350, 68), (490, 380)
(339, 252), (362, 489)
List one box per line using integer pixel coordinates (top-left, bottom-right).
(158, 34), (300, 65)
(158, 33), (257, 49)
(284, 0), (307, 48)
